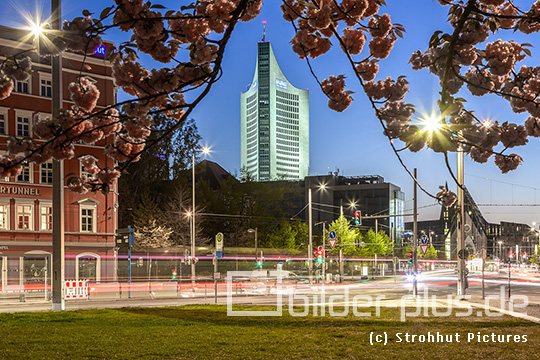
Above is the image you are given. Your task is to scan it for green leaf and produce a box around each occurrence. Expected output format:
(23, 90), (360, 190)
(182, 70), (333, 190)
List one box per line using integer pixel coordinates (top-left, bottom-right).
(429, 31), (442, 48)
(100, 6), (114, 20)
(92, 19), (103, 29)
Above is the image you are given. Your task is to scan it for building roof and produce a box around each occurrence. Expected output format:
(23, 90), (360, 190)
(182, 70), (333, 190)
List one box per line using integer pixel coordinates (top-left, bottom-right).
(196, 160), (236, 189)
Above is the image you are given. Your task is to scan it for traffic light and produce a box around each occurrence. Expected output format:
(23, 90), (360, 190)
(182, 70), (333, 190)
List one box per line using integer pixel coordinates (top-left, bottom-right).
(508, 251), (514, 259)
(407, 251), (413, 264)
(256, 258), (264, 268)
(314, 246), (324, 264)
(354, 211), (361, 225)
(325, 249), (330, 258)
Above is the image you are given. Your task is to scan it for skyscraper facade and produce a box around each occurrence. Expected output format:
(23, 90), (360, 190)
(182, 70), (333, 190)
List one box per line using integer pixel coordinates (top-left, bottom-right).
(240, 41), (309, 181)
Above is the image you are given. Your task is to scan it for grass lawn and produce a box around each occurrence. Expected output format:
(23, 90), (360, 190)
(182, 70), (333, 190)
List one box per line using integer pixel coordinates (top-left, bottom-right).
(0, 305), (538, 359)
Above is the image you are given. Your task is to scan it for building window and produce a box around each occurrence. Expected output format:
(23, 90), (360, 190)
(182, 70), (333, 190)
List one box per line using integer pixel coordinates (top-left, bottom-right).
(16, 114), (31, 137)
(81, 207), (95, 232)
(16, 79), (29, 94)
(17, 163), (31, 183)
(41, 162), (53, 184)
(0, 204), (8, 230)
(40, 76), (52, 97)
(40, 205), (52, 231)
(17, 204), (33, 230)
(0, 108), (7, 135)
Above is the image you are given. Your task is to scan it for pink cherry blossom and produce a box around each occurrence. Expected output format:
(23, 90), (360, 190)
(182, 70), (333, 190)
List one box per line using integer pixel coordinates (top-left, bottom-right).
(341, 28), (366, 55)
(68, 78), (100, 113)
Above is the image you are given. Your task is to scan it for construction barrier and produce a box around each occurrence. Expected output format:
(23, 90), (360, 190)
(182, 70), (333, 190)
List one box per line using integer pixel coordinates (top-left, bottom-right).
(64, 280), (89, 300)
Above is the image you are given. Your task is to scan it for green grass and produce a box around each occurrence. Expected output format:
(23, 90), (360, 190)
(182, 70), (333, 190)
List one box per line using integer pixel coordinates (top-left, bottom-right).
(0, 305), (538, 359)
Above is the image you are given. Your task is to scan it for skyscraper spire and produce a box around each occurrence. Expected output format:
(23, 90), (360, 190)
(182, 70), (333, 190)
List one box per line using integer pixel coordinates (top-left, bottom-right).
(262, 20), (266, 42)
(240, 40), (309, 182)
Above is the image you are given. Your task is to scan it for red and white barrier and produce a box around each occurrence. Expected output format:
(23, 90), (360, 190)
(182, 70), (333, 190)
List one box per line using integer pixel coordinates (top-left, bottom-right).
(64, 280), (89, 300)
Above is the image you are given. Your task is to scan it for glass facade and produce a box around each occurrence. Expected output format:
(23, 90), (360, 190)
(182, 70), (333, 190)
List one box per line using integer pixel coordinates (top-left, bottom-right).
(241, 41), (309, 181)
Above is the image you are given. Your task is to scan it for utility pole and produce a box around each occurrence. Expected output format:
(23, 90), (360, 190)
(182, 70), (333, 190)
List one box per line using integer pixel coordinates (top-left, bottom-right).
(457, 144), (466, 297)
(51, 0), (65, 312)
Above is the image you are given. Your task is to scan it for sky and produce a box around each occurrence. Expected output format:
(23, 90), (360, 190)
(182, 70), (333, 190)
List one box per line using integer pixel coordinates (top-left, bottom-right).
(1, 0), (539, 226)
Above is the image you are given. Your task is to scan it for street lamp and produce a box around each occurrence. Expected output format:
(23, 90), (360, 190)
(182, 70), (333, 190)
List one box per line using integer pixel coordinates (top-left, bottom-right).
(420, 111), (466, 297)
(27, 4), (64, 311)
(247, 228), (258, 262)
(191, 146), (210, 282)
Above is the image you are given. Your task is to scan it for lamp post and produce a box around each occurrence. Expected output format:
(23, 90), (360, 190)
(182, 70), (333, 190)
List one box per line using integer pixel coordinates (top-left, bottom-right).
(190, 146), (210, 283)
(30, 0), (65, 311)
(248, 228), (258, 262)
(457, 144), (466, 297)
(419, 112), (465, 297)
(308, 183), (313, 284)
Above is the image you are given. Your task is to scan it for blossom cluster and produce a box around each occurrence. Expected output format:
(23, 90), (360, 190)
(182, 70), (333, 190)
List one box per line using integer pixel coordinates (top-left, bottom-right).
(406, 1), (540, 173)
(282, 0), (401, 117)
(0, 57), (31, 100)
(0, 0), (263, 193)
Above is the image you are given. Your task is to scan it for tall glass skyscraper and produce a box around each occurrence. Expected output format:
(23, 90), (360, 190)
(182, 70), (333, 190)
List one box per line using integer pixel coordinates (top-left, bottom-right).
(240, 41), (309, 181)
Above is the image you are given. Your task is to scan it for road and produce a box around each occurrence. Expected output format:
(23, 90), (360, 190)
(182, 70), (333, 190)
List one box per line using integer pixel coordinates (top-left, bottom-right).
(1, 269), (539, 319)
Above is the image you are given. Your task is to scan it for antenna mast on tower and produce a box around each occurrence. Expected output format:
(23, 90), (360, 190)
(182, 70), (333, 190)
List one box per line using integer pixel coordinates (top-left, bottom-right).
(262, 20), (266, 42)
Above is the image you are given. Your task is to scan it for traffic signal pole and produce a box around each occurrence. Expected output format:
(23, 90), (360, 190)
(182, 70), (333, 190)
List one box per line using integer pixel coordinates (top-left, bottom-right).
(322, 224), (326, 285)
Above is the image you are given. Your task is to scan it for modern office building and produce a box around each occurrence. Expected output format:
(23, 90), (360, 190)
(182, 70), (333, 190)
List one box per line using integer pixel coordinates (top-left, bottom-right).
(0, 26), (118, 289)
(305, 174), (405, 243)
(240, 40), (309, 181)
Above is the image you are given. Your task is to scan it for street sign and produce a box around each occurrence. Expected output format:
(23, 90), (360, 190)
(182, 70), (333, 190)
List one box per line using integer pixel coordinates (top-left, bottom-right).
(115, 226), (135, 248)
(420, 235), (428, 245)
(216, 251), (223, 259)
(328, 239), (337, 249)
(216, 232), (224, 251)
(213, 272), (221, 280)
(392, 256), (399, 265)
(329, 231), (336, 239)
(420, 244), (429, 257)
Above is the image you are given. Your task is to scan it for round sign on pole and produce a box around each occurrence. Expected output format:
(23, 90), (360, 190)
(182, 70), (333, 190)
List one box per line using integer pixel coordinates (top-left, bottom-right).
(420, 235), (428, 245)
(329, 231), (337, 239)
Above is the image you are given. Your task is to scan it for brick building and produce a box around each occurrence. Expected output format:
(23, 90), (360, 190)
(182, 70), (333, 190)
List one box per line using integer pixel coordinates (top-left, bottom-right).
(0, 26), (118, 290)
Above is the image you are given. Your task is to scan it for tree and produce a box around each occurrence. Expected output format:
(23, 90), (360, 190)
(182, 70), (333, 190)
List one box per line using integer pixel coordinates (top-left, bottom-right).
(403, 244), (423, 259)
(118, 115), (200, 227)
(362, 229), (393, 257)
(134, 219), (173, 251)
(1, 0), (540, 201)
(425, 244), (438, 260)
(265, 220), (307, 250)
(328, 215), (361, 256)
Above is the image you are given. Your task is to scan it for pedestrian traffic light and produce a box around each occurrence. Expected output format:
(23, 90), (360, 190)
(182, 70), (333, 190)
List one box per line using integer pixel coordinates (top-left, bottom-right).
(354, 211), (361, 225)
(407, 251), (413, 264)
(256, 258), (264, 268)
(314, 246), (324, 263)
(325, 249), (330, 258)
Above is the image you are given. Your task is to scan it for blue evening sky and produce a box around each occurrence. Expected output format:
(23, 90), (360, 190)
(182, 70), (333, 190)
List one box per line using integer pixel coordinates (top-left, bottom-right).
(1, 0), (539, 226)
